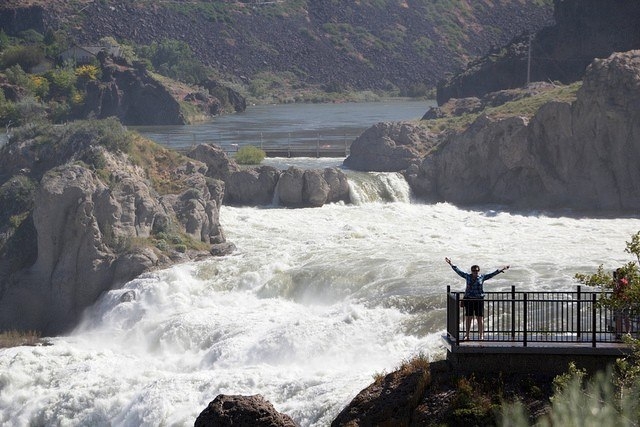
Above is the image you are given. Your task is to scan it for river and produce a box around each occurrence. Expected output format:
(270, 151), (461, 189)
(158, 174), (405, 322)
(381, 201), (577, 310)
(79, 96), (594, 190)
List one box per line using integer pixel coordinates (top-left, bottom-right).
(133, 99), (433, 152)
(1, 101), (639, 426)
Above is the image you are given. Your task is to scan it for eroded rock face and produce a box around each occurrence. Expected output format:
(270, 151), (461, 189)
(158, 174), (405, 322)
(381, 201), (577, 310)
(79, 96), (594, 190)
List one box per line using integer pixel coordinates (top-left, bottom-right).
(188, 144), (351, 207)
(276, 166), (351, 208)
(344, 122), (438, 172)
(0, 122), (231, 334)
(408, 50), (640, 211)
(225, 166), (280, 206)
(195, 394), (297, 427)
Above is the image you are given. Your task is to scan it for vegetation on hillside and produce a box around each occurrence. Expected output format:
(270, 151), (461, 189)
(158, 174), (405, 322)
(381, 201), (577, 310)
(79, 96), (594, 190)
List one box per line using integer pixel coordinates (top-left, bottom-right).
(423, 82), (582, 133)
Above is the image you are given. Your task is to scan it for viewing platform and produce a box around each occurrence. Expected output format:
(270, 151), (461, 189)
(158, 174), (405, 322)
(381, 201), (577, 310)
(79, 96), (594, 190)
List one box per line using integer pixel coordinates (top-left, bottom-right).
(442, 286), (636, 374)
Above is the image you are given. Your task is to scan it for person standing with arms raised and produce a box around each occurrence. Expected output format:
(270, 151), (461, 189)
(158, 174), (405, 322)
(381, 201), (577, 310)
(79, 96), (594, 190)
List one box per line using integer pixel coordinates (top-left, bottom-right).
(445, 257), (509, 340)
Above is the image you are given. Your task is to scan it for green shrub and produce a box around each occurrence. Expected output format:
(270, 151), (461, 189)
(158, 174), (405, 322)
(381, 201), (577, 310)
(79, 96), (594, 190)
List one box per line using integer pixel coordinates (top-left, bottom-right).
(1, 45), (45, 71)
(235, 145), (265, 165)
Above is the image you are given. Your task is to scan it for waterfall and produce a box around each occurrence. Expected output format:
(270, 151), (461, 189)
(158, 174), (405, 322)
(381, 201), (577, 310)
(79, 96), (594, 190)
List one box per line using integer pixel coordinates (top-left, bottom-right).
(346, 171), (412, 204)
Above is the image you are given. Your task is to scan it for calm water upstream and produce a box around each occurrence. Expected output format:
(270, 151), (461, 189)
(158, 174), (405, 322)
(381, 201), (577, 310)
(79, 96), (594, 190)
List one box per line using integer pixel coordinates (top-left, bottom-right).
(134, 99), (433, 152)
(2, 101), (640, 426)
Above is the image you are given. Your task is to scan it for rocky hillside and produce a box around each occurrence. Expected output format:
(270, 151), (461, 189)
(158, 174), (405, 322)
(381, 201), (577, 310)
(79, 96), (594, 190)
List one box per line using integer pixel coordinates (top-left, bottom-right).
(437, 0), (640, 104)
(0, 0), (554, 96)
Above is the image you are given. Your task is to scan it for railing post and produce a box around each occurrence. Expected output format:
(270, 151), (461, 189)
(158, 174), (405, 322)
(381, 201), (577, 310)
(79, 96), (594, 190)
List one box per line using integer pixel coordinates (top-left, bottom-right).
(523, 293), (528, 347)
(511, 285), (516, 340)
(577, 285), (582, 339)
(592, 293), (597, 347)
(455, 291), (460, 346)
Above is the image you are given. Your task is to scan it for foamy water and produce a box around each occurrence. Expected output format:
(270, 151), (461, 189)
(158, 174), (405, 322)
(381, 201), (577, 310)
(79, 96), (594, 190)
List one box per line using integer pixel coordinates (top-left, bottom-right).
(1, 172), (639, 426)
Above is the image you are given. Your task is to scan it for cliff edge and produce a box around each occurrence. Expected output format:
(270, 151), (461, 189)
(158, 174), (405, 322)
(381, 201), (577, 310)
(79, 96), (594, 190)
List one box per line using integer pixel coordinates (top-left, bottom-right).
(412, 50), (640, 212)
(0, 119), (233, 334)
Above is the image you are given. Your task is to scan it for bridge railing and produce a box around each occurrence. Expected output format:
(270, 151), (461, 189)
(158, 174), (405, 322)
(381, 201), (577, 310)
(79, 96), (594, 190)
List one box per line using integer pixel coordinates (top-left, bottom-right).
(446, 285), (638, 347)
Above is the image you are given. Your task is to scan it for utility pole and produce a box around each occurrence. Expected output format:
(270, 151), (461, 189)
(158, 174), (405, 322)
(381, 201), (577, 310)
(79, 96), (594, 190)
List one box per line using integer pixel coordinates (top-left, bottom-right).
(526, 33), (533, 87)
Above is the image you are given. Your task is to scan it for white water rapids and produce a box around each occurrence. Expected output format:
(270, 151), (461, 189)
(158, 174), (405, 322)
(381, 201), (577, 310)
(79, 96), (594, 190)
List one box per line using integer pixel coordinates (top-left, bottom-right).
(1, 164), (640, 426)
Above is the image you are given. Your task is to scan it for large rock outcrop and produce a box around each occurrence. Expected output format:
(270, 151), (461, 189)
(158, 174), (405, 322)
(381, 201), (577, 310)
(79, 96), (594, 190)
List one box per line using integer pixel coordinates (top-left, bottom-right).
(343, 122), (438, 172)
(188, 144), (351, 208)
(81, 55), (246, 125)
(408, 50), (640, 211)
(0, 119), (230, 334)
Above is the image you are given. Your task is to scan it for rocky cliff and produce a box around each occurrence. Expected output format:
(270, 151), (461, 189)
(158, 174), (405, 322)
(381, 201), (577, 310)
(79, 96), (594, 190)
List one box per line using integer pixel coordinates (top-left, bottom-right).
(0, 119), (234, 334)
(437, 0), (640, 104)
(346, 50), (640, 212)
(0, 0), (554, 96)
(420, 50), (640, 211)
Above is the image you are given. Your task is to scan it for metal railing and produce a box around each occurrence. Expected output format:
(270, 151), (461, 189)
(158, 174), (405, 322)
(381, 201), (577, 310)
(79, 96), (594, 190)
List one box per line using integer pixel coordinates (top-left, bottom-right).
(446, 285), (638, 347)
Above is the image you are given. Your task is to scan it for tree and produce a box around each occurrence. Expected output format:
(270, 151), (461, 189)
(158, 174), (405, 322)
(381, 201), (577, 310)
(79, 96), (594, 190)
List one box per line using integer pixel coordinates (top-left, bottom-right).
(575, 231), (640, 386)
(575, 231), (640, 313)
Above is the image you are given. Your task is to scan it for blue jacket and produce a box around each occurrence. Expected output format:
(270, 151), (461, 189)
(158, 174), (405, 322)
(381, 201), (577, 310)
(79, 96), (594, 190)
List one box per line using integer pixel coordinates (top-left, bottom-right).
(451, 265), (502, 299)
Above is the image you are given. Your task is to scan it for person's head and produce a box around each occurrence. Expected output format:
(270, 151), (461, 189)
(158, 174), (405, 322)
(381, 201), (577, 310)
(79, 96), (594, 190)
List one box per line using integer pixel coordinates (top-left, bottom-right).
(471, 265), (480, 276)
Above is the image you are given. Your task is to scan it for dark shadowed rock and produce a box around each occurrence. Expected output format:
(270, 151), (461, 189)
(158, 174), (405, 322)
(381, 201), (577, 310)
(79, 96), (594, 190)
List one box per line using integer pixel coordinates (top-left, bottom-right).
(194, 394), (297, 427)
(437, 0), (640, 104)
(331, 364), (430, 427)
(84, 57), (186, 125)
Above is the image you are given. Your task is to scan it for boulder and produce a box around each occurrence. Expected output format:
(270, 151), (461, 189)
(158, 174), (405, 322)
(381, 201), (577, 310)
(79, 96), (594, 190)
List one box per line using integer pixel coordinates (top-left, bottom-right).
(225, 166), (280, 206)
(195, 394), (297, 427)
(323, 167), (350, 204)
(277, 166), (305, 207)
(187, 143), (240, 182)
(344, 122), (437, 172)
(275, 166), (351, 208)
(302, 169), (330, 207)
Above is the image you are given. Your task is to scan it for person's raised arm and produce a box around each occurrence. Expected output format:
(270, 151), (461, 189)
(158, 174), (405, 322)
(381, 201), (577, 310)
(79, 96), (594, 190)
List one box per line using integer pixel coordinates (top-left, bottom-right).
(445, 257), (467, 278)
(486, 265), (510, 280)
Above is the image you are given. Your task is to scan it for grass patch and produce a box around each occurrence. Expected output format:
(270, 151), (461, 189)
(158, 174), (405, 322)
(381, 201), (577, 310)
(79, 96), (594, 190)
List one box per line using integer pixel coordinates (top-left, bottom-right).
(126, 135), (190, 195)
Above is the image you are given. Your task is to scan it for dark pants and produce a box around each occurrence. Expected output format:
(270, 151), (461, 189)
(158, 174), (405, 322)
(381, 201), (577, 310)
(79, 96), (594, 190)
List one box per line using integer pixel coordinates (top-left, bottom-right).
(463, 299), (484, 317)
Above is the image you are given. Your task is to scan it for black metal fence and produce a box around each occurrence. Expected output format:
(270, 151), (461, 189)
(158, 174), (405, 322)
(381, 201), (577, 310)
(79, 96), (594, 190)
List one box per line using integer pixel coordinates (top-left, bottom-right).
(446, 285), (638, 347)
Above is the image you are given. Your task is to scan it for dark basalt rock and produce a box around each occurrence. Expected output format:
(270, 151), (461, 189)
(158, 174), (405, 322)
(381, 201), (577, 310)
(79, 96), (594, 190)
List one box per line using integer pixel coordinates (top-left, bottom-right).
(195, 394), (297, 427)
